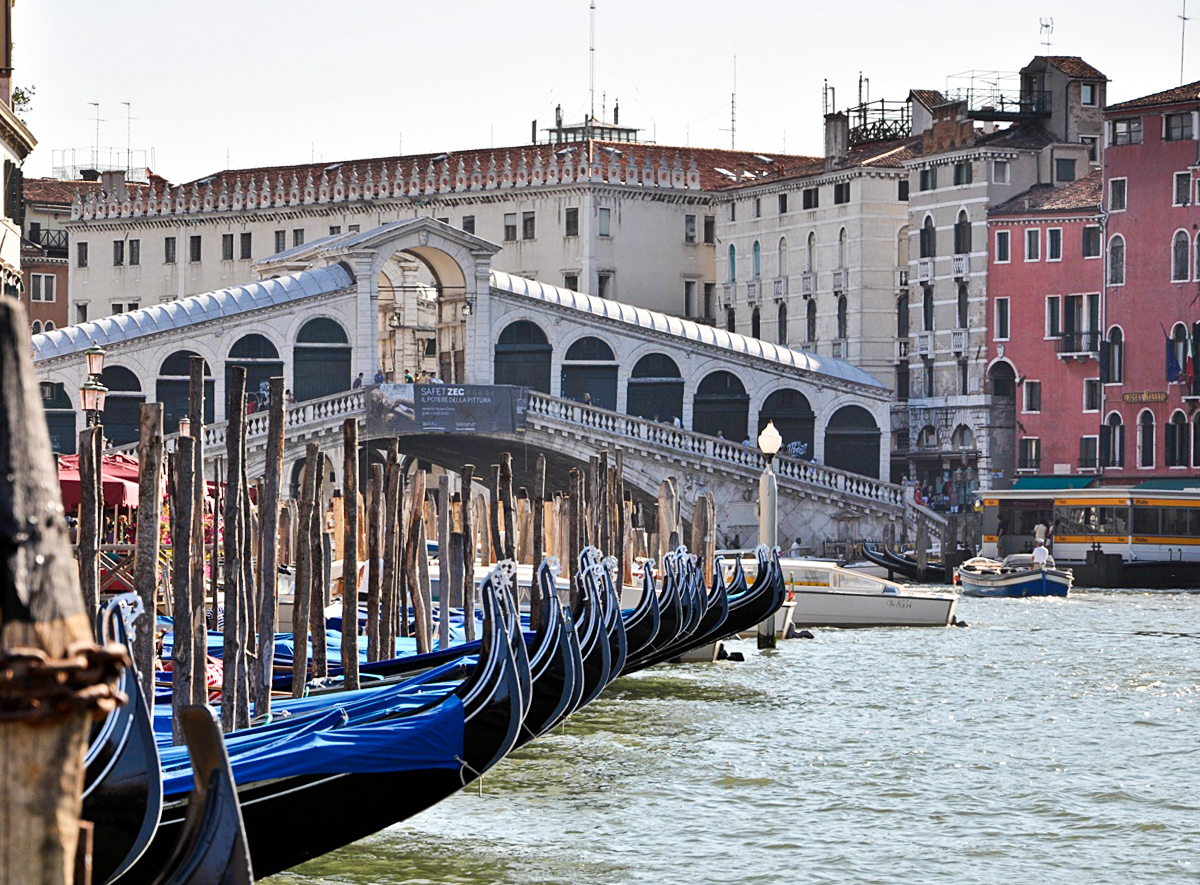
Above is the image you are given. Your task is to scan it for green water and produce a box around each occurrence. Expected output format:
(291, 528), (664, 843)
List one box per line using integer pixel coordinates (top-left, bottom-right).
(266, 590), (1200, 884)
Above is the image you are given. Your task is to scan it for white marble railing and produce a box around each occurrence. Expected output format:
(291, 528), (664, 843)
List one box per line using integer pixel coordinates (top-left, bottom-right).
(201, 388), (365, 452)
(525, 391), (905, 509)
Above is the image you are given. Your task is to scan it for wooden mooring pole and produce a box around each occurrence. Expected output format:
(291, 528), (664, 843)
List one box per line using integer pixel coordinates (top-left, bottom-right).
(133, 403), (163, 706)
(254, 377), (285, 716)
(341, 418), (361, 690)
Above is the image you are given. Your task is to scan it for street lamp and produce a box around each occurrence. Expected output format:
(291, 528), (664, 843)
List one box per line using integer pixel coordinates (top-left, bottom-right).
(756, 420), (782, 649)
(178, 416), (191, 438)
(79, 341), (108, 428)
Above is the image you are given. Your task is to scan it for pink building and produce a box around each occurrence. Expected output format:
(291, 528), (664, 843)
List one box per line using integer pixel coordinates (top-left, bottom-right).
(1102, 83), (1200, 480)
(987, 171), (1104, 478)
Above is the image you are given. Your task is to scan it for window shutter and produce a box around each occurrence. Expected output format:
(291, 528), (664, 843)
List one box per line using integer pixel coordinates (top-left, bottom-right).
(1099, 341), (1111, 383)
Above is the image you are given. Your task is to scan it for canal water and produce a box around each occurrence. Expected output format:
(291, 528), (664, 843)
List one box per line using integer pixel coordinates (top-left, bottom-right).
(266, 590), (1200, 885)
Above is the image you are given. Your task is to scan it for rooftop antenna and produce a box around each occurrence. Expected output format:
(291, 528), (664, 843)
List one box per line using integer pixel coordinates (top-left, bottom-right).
(1181, 0), (1189, 85)
(589, 0), (596, 126)
(88, 101), (102, 169)
(721, 56), (736, 150)
(121, 101), (133, 176)
(1039, 17), (1053, 50)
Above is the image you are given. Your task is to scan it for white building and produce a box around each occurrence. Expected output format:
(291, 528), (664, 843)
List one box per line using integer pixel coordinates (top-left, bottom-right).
(0, 0), (36, 299)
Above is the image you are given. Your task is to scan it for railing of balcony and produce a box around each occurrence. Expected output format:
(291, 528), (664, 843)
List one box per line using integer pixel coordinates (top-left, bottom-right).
(1057, 331), (1101, 355)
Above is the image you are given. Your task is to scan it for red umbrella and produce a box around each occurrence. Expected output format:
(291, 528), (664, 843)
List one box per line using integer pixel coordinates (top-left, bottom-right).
(58, 452), (147, 510)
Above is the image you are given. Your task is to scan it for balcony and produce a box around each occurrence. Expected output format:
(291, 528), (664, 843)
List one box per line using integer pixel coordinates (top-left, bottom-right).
(1057, 330), (1101, 359)
(831, 339), (847, 359)
(772, 277), (788, 300)
(896, 268), (909, 289)
(917, 257), (933, 282)
(1016, 456), (1041, 472)
(895, 339), (911, 360)
(916, 331), (934, 356)
(745, 280), (762, 306)
(800, 271), (816, 298)
(720, 283), (735, 309)
(26, 227), (69, 258)
(831, 268), (848, 292)
(952, 253), (969, 278)
(951, 329), (968, 353)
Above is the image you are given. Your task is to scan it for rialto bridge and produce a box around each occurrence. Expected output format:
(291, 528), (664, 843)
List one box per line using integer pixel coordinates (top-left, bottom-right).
(30, 218), (911, 548)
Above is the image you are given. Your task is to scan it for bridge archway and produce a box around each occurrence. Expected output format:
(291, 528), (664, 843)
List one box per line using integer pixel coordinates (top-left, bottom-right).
(157, 351), (215, 431)
(758, 388), (814, 459)
(693, 371), (749, 441)
(226, 333), (284, 408)
(41, 382), (76, 455)
(495, 320), (551, 392)
(101, 365), (146, 447)
(824, 405), (880, 478)
(561, 335), (617, 408)
(626, 353), (684, 423)
(294, 318), (351, 402)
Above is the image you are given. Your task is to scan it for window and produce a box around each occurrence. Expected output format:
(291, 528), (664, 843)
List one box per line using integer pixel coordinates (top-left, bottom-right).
(1081, 82), (1098, 106)
(189, 235), (202, 262)
(953, 161), (972, 185)
(1084, 378), (1101, 412)
(522, 211), (536, 239)
(1173, 231), (1191, 281)
(684, 213), (696, 243)
(896, 364), (910, 402)
(703, 215), (715, 244)
(30, 273), (55, 302)
(919, 167), (937, 191)
(598, 207), (611, 237)
(959, 359), (969, 395)
(273, 230), (286, 253)
(728, 245), (737, 282)
(837, 295), (848, 339)
(995, 230), (1011, 263)
(1109, 178), (1127, 211)
(348, 224), (360, 233)
(898, 179), (909, 201)
(834, 182), (850, 204)
(1139, 410), (1155, 467)
(597, 271), (612, 298)
(76, 304), (88, 324)
(503, 213), (517, 241)
(1079, 436), (1099, 470)
(1175, 172), (1191, 206)
(221, 233), (234, 261)
(726, 308), (736, 332)
(240, 232), (252, 259)
(1101, 413), (1125, 466)
(837, 228), (847, 269)
(1112, 118), (1143, 145)
(1047, 228), (1062, 261)
(1024, 380), (1042, 413)
(1108, 235), (1126, 285)
(1046, 296), (1061, 338)
(565, 207), (580, 236)
(806, 299), (817, 342)
(1055, 158), (1076, 182)
(751, 307), (761, 338)
(995, 297), (1010, 340)
(684, 280), (697, 316)
(752, 198), (761, 218)
(77, 241), (88, 268)
(563, 273), (579, 290)
(1166, 112), (1194, 141)
(806, 232), (816, 271)
(1104, 327), (1125, 383)
(778, 193), (788, 214)
(1018, 437), (1041, 470)
(777, 303), (788, 345)
(919, 216), (936, 258)
(924, 357), (934, 397)
(993, 160), (1010, 184)
(112, 240), (124, 266)
(954, 211), (971, 254)
(129, 239), (140, 266)
(460, 216), (474, 235)
(922, 285), (934, 332)
(1083, 225), (1101, 258)
(703, 282), (715, 318)
(110, 300), (138, 315)
(1081, 136), (1099, 161)
(802, 187), (819, 210)
(164, 236), (176, 264)
(1167, 411), (1191, 466)
(729, 202), (737, 222)
(753, 241), (762, 279)
(1026, 229), (1040, 261)
(31, 320), (41, 334)
(956, 283), (968, 328)
(292, 229), (304, 247)
(329, 225), (342, 236)
(435, 218), (448, 226)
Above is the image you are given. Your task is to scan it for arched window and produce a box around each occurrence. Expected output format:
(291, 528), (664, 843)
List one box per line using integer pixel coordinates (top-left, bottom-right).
(751, 308), (761, 339)
(31, 320), (41, 334)
(806, 299), (817, 343)
(920, 215), (936, 259)
(1139, 410), (1155, 468)
(495, 320), (551, 393)
(44, 321), (55, 331)
(777, 237), (788, 277)
(752, 241), (761, 280)
(1107, 327), (1125, 383)
(1166, 410), (1190, 466)
(726, 308), (736, 333)
(954, 210), (971, 254)
(626, 353), (683, 423)
(897, 294), (910, 338)
(294, 317), (351, 402)
(957, 282), (969, 329)
(1173, 231), (1191, 281)
(1109, 235), (1125, 285)
(837, 228), (848, 268)
(1101, 412), (1125, 467)
(728, 244), (737, 283)
(837, 295), (848, 339)
(1194, 413), (1200, 468)
(806, 232), (816, 272)
(158, 351), (215, 428)
(922, 285), (934, 332)
(777, 302), (788, 345)
(1172, 323), (1189, 380)
(562, 335), (618, 408)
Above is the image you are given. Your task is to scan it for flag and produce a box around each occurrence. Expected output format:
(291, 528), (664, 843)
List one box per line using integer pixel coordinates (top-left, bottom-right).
(1167, 336), (1182, 383)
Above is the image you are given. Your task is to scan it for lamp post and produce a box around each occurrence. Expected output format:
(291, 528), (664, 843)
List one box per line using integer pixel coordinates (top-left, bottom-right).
(79, 342), (108, 428)
(756, 420), (782, 649)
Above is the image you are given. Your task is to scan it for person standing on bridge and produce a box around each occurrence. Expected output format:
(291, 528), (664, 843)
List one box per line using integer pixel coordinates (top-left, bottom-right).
(352, 372), (364, 389)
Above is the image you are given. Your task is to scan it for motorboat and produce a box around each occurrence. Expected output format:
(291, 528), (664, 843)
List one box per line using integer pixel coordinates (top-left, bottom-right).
(956, 554), (1072, 598)
(772, 557), (958, 628)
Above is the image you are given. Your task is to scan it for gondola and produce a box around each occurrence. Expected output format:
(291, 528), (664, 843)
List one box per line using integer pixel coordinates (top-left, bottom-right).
(621, 560), (662, 659)
(516, 559), (583, 744)
(123, 566), (529, 881)
(868, 544), (945, 582)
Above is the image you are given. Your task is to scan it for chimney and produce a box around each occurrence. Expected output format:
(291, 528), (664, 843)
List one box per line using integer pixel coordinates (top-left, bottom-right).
(532, 119), (537, 143)
(100, 169), (126, 198)
(614, 101), (620, 125)
(556, 104), (563, 128)
(80, 168), (100, 182)
(824, 112), (849, 171)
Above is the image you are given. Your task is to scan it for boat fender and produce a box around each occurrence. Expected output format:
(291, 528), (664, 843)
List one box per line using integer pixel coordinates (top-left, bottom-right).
(725, 651), (746, 662)
(950, 616), (968, 628)
(797, 629), (815, 640)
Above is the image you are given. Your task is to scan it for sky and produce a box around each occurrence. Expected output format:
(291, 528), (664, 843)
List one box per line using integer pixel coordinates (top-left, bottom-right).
(13, 0), (1200, 184)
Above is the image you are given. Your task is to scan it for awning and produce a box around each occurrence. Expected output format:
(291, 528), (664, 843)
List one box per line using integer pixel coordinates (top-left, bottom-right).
(1133, 478), (1200, 491)
(1009, 476), (1097, 490)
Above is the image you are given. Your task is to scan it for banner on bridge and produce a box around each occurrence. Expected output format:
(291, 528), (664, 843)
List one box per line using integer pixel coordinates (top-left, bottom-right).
(366, 383), (529, 436)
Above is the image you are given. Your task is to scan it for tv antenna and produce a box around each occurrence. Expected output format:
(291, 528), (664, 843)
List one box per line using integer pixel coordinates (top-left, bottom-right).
(88, 101), (103, 168)
(1180, 0), (1190, 85)
(1039, 17), (1054, 49)
(720, 56), (737, 149)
